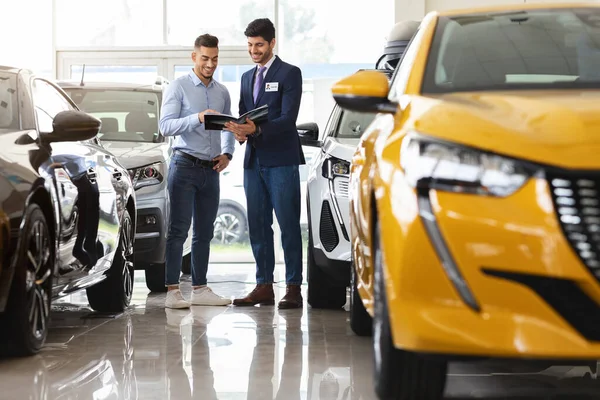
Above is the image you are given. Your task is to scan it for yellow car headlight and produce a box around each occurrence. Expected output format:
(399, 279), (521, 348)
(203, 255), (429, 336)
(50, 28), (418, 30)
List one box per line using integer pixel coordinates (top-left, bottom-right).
(400, 133), (535, 197)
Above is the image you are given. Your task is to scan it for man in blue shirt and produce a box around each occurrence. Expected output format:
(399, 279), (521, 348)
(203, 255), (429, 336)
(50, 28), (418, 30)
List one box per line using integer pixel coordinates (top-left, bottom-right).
(159, 34), (235, 309)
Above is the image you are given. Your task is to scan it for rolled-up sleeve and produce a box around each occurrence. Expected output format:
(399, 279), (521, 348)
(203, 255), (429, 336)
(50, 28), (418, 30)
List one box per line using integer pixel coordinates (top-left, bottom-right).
(159, 82), (201, 137)
(220, 88), (235, 155)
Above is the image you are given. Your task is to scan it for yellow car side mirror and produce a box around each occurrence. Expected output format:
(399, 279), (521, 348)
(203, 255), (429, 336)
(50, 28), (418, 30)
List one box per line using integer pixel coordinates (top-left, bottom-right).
(332, 70), (398, 114)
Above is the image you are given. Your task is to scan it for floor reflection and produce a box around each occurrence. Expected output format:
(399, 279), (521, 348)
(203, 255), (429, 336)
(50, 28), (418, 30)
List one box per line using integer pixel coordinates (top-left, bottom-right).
(0, 264), (600, 399)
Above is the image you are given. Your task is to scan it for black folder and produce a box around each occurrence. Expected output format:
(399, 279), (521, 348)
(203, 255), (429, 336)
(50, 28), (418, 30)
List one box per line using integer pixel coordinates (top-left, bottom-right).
(204, 104), (269, 131)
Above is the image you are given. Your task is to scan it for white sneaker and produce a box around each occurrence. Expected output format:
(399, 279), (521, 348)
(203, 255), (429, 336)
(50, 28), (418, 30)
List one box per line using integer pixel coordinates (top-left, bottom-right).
(165, 289), (191, 309)
(190, 287), (231, 306)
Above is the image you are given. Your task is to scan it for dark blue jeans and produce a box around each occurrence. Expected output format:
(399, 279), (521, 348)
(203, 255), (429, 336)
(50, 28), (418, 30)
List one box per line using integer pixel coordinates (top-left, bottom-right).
(244, 153), (303, 285)
(165, 154), (220, 286)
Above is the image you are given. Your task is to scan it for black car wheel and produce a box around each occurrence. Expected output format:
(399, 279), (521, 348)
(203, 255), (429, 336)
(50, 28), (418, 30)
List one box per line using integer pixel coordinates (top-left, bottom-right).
(350, 258), (372, 336)
(0, 203), (53, 356)
(87, 209), (134, 312)
(145, 262), (167, 292)
(181, 254), (191, 275)
(306, 221), (347, 309)
(372, 217), (447, 400)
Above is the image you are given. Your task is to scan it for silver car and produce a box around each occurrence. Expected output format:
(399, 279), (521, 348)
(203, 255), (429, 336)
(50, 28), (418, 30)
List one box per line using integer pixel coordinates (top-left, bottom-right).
(59, 80), (192, 292)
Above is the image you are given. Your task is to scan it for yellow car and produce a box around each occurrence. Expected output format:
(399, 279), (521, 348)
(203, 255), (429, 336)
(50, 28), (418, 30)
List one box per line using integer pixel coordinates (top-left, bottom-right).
(333, 3), (600, 399)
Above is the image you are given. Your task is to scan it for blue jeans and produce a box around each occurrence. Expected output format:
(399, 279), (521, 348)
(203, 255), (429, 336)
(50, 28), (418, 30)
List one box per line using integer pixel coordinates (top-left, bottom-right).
(244, 153), (303, 285)
(165, 154), (220, 286)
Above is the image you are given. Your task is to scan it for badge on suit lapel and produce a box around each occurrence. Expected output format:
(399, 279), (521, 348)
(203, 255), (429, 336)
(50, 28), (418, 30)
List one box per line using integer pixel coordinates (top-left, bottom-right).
(265, 82), (279, 92)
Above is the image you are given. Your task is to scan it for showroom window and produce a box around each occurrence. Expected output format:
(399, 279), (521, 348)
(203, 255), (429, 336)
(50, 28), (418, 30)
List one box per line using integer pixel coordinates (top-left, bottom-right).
(0, 0), (52, 77)
(278, 0), (393, 69)
(276, 0), (394, 128)
(55, 0), (163, 46)
(70, 65), (160, 84)
(167, 0), (275, 46)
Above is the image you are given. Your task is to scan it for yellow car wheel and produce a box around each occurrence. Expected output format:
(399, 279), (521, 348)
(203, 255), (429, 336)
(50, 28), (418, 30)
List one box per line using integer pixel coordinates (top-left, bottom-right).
(372, 217), (447, 399)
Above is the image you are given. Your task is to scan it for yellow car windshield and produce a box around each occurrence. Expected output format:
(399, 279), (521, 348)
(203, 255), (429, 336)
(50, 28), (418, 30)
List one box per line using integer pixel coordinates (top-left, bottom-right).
(422, 8), (600, 93)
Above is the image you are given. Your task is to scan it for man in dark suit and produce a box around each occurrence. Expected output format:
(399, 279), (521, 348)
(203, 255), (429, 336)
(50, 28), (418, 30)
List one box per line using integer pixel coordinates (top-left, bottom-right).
(225, 18), (305, 309)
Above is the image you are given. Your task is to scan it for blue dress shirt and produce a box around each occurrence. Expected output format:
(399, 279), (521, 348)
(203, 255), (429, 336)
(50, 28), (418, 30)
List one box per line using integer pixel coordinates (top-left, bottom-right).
(159, 70), (235, 160)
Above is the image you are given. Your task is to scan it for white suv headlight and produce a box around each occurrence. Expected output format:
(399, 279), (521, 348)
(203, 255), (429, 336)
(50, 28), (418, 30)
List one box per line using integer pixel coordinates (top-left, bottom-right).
(322, 157), (350, 180)
(400, 133), (535, 197)
(128, 162), (165, 190)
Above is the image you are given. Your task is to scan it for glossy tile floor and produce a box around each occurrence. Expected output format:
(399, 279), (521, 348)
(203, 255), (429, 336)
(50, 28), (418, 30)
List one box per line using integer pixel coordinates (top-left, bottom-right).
(2, 263), (600, 399)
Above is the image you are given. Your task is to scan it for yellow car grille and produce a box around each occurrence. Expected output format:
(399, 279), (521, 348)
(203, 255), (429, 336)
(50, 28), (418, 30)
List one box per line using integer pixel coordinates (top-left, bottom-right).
(548, 172), (600, 279)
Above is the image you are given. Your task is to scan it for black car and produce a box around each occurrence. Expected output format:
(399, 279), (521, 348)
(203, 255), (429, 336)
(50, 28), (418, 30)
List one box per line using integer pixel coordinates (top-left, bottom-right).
(0, 66), (137, 356)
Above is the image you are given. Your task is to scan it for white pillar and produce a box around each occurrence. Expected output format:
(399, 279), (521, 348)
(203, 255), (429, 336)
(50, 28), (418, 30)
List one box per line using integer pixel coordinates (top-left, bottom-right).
(395, 0), (427, 23)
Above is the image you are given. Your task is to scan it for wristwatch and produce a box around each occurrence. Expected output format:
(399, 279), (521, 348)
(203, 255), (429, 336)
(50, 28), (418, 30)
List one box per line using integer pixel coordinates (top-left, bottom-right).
(224, 153), (232, 160)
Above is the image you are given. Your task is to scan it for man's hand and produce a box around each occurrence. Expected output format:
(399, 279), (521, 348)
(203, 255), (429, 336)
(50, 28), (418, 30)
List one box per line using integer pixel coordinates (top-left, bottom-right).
(212, 154), (230, 173)
(224, 118), (256, 142)
(198, 109), (219, 123)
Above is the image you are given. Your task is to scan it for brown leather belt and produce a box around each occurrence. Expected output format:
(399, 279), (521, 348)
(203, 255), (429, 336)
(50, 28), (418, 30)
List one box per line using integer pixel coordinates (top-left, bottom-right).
(174, 150), (216, 168)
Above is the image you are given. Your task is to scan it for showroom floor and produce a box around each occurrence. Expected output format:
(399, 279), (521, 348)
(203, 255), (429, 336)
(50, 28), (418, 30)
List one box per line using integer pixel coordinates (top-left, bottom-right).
(1, 263), (600, 399)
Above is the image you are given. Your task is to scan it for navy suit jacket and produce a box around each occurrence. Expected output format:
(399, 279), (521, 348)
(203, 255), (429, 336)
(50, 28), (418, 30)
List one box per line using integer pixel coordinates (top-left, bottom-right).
(239, 56), (306, 168)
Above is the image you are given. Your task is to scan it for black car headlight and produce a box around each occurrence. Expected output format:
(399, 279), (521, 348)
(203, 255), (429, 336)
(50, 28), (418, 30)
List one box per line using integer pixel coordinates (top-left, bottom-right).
(322, 156), (350, 180)
(400, 134), (534, 197)
(128, 162), (165, 190)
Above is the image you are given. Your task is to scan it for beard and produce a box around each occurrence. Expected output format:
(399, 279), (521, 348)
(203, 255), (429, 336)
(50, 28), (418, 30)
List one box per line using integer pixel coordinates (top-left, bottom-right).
(194, 66), (214, 81)
(252, 48), (272, 64)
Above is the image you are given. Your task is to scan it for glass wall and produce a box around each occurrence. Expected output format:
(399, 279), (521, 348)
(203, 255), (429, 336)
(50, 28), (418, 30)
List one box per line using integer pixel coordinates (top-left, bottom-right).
(167, 0), (275, 46)
(0, 0), (53, 76)
(277, 0), (394, 128)
(70, 65), (159, 84)
(55, 0), (164, 46)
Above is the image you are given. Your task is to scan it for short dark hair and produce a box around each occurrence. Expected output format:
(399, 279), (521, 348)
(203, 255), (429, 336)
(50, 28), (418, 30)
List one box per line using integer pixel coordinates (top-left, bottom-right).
(195, 34), (219, 48)
(244, 18), (276, 42)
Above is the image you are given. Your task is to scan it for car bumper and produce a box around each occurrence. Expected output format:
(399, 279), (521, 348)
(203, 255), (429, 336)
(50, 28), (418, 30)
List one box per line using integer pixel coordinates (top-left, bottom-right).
(378, 175), (600, 360)
(308, 176), (352, 262)
(134, 196), (168, 267)
(313, 247), (352, 285)
(307, 175), (353, 284)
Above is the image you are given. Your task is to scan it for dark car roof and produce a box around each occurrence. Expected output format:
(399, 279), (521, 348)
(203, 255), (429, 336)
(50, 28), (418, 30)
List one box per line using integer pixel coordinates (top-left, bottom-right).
(57, 80), (161, 92)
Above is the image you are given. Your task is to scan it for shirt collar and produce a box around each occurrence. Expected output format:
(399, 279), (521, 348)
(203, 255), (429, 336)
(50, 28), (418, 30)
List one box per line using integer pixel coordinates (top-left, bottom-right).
(188, 69), (215, 88)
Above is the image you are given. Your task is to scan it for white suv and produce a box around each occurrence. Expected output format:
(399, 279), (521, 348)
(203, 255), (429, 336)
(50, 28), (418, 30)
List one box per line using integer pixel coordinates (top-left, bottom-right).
(299, 77), (389, 309)
(301, 20), (419, 309)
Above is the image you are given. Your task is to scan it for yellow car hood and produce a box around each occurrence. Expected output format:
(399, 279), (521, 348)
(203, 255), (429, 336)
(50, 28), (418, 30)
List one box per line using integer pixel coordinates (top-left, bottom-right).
(413, 90), (600, 170)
